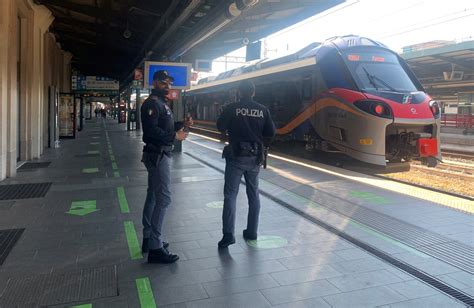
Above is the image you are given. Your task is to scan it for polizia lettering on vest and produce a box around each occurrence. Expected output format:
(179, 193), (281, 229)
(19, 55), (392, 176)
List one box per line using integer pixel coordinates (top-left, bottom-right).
(235, 108), (264, 118)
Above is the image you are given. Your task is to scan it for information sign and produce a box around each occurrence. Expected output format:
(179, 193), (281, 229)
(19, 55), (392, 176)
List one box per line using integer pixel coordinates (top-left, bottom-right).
(144, 61), (192, 90)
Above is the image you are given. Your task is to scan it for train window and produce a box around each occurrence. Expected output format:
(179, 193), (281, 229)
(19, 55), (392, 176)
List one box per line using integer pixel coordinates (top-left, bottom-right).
(302, 77), (312, 100)
(313, 67), (328, 96)
(344, 49), (418, 93)
(319, 51), (356, 90)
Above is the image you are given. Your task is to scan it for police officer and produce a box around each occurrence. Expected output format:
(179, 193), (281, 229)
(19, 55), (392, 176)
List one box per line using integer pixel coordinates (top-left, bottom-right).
(140, 70), (190, 263)
(216, 80), (276, 248)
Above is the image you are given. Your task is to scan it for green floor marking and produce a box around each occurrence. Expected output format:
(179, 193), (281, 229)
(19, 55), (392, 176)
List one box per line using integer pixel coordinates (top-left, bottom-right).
(124, 221), (142, 260)
(136, 277), (156, 308)
(246, 235), (288, 249)
(114, 171), (120, 178)
(112, 162), (118, 170)
(87, 150), (100, 154)
(90, 142), (100, 145)
(280, 190), (320, 209)
(117, 186), (130, 213)
(66, 200), (99, 216)
(349, 220), (429, 258)
(350, 191), (390, 204)
(71, 304), (92, 308)
(82, 168), (99, 173)
(110, 155), (116, 161)
(206, 201), (223, 208)
(260, 179), (320, 209)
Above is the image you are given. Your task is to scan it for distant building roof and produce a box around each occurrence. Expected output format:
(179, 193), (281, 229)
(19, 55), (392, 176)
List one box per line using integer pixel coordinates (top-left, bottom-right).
(402, 40), (456, 53)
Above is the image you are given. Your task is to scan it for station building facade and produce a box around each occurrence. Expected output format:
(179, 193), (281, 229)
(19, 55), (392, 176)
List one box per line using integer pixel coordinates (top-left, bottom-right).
(0, 0), (71, 181)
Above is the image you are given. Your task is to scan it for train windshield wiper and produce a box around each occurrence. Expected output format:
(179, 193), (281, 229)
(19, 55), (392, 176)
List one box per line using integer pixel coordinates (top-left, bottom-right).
(362, 66), (397, 92)
(362, 66), (378, 90)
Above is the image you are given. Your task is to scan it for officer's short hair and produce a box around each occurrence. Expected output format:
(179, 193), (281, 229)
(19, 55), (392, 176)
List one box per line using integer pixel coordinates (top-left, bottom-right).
(238, 80), (255, 98)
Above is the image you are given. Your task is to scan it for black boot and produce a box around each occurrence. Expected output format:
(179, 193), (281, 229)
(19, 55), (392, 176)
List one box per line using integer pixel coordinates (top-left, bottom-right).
(147, 248), (179, 264)
(243, 229), (257, 241)
(218, 233), (235, 248)
(142, 239), (169, 253)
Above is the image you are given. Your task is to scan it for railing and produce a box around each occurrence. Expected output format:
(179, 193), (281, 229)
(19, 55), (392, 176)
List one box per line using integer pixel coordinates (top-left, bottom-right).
(441, 114), (474, 128)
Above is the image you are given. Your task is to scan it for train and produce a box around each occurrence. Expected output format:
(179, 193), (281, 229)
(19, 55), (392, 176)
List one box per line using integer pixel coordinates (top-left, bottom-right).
(184, 35), (442, 169)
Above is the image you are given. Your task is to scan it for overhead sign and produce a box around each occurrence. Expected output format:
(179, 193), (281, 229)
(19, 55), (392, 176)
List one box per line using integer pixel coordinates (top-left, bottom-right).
(194, 59), (212, 72)
(144, 61), (192, 90)
(72, 75), (119, 94)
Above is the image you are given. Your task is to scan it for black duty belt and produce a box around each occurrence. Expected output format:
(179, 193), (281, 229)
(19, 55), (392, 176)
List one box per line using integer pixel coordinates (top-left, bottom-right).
(143, 144), (174, 153)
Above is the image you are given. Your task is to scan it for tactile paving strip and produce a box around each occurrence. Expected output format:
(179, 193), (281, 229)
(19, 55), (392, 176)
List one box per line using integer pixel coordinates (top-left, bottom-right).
(18, 162), (51, 170)
(0, 228), (24, 265)
(0, 265), (118, 306)
(0, 183), (52, 200)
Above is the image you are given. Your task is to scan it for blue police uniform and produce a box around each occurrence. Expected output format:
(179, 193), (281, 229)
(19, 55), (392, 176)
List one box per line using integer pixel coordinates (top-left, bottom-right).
(217, 97), (276, 242)
(141, 89), (179, 251)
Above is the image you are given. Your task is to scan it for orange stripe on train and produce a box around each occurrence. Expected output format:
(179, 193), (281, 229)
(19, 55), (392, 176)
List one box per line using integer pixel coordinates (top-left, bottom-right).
(276, 97), (369, 135)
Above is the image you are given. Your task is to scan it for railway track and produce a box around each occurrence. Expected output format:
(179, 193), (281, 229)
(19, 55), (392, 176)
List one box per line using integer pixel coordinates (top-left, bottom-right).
(410, 163), (474, 178)
(442, 150), (474, 161)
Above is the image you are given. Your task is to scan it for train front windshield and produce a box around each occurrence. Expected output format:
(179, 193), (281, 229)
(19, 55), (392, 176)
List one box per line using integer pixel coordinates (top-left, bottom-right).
(343, 49), (418, 93)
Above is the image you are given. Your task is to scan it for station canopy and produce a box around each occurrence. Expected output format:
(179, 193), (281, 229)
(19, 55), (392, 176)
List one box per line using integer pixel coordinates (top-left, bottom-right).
(401, 40), (474, 103)
(34, 0), (344, 84)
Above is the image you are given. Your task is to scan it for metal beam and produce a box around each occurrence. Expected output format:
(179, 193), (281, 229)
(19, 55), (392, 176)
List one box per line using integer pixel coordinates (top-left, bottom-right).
(53, 25), (144, 50)
(54, 17), (106, 33)
(54, 16), (149, 36)
(36, 0), (119, 20)
(431, 55), (474, 72)
(121, 0), (199, 83)
(54, 21), (97, 36)
(57, 33), (137, 56)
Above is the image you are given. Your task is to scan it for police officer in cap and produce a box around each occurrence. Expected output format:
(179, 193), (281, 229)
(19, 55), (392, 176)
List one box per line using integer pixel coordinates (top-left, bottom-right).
(140, 70), (191, 263)
(216, 80), (276, 248)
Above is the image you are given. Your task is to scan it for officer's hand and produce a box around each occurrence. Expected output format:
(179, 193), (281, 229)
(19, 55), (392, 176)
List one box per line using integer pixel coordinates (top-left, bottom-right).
(175, 128), (188, 141)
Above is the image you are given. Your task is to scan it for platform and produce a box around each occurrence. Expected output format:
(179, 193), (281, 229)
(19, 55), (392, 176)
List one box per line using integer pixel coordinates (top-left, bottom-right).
(441, 132), (474, 154)
(0, 118), (472, 307)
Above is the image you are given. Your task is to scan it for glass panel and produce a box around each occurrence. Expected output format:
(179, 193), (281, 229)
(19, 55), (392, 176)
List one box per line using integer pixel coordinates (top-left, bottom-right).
(58, 94), (75, 137)
(344, 49), (418, 93)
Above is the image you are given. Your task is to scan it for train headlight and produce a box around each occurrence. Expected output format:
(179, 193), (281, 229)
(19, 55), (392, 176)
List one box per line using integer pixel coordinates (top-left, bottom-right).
(354, 100), (393, 119)
(374, 104), (384, 115)
(429, 101), (440, 118)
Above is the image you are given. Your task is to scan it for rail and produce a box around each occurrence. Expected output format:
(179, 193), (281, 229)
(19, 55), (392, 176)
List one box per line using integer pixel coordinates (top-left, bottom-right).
(441, 114), (474, 128)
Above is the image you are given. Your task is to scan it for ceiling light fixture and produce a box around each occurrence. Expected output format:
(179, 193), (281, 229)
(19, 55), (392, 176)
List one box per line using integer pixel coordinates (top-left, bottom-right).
(123, 20), (132, 39)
